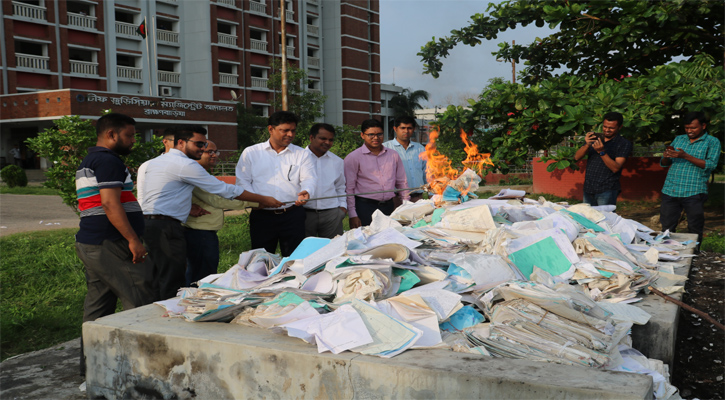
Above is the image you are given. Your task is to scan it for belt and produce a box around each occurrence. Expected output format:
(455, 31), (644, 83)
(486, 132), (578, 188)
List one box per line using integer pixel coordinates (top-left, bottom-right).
(255, 206), (297, 215)
(144, 214), (181, 223)
(305, 207), (337, 213)
(355, 196), (393, 205)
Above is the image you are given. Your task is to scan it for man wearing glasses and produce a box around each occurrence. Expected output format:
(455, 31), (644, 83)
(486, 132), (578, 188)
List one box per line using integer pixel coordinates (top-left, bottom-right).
(183, 140), (257, 286)
(344, 119), (409, 228)
(141, 125), (282, 299)
(235, 111), (317, 257)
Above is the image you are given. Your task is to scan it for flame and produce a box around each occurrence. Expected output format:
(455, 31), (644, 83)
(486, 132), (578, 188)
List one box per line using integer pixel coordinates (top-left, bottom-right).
(420, 129), (494, 196)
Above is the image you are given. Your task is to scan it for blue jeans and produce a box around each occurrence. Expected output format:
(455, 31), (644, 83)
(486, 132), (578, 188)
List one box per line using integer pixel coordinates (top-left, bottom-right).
(583, 190), (619, 206)
(660, 193), (707, 245)
(184, 228), (220, 286)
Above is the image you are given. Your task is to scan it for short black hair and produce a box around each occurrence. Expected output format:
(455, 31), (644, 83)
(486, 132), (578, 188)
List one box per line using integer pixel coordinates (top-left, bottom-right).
(394, 116), (417, 128)
(268, 111), (299, 127)
(603, 112), (623, 127)
(174, 125), (207, 146)
(360, 119), (383, 133)
(683, 111), (708, 125)
(309, 123), (336, 138)
(162, 127), (176, 140)
(96, 113), (135, 136)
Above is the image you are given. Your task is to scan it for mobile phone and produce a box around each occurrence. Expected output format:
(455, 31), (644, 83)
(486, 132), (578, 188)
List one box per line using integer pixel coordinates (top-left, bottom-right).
(666, 145), (675, 151)
(591, 132), (605, 142)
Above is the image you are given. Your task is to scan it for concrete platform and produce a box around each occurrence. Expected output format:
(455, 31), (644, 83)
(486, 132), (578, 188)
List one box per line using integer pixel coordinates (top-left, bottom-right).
(84, 305), (653, 399)
(631, 232), (697, 368)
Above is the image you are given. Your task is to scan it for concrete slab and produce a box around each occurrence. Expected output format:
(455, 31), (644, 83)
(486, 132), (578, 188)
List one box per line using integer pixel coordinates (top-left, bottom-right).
(631, 232), (697, 368)
(84, 305), (653, 399)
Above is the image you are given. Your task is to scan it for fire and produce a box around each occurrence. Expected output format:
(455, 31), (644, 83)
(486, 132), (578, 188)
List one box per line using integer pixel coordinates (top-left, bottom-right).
(420, 129), (494, 196)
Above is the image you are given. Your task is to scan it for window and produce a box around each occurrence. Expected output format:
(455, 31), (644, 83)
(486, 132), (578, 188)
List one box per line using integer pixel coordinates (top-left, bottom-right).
(158, 60), (177, 72)
(250, 29), (265, 41)
(67, 1), (93, 16)
(250, 67), (267, 79)
(117, 54), (139, 68)
(68, 48), (94, 62)
(114, 10), (135, 23)
(15, 40), (45, 56)
(219, 62), (236, 74)
(217, 22), (234, 35)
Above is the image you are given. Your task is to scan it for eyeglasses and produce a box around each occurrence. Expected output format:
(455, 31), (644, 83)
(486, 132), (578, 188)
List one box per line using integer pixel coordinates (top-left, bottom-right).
(363, 133), (384, 138)
(202, 150), (220, 156)
(184, 139), (208, 148)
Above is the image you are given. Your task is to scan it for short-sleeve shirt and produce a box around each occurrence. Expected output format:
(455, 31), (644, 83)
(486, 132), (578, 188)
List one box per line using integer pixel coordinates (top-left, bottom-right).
(661, 133), (721, 197)
(75, 147), (144, 244)
(583, 135), (633, 194)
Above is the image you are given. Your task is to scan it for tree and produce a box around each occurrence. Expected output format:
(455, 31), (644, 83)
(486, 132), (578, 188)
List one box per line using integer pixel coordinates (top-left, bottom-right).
(236, 105), (268, 151)
(26, 114), (163, 213)
(419, 0), (723, 85)
(416, 1), (724, 172)
(389, 88), (430, 118)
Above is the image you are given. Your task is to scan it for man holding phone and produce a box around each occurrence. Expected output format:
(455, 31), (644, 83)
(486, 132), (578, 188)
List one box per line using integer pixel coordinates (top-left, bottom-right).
(574, 112), (633, 206)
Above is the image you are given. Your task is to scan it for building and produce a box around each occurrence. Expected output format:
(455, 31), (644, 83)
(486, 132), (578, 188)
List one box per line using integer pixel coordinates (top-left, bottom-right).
(0, 0), (381, 168)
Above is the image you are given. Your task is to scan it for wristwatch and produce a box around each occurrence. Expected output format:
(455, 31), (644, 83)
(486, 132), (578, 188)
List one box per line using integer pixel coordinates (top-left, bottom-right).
(599, 151), (606, 156)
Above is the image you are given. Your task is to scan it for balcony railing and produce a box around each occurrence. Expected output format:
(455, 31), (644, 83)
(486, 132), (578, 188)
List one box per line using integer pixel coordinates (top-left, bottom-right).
(250, 39), (267, 52)
(307, 0), (318, 4)
(307, 56), (319, 68)
(117, 66), (142, 81)
(307, 24), (319, 36)
(217, 0), (235, 6)
(249, 1), (266, 14)
(116, 21), (138, 37)
(286, 46), (295, 56)
(308, 88), (320, 93)
(67, 12), (96, 29)
(158, 71), (180, 83)
(70, 60), (98, 75)
(250, 77), (267, 88)
(157, 29), (179, 44)
(285, 10), (294, 21)
(12, 1), (46, 20)
(219, 73), (238, 85)
(218, 32), (237, 46)
(16, 53), (49, 70)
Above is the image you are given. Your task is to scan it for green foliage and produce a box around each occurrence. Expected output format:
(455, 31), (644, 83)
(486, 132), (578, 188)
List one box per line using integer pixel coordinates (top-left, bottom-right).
(419, 0), (723, 84)
(0, 165), (28, 188)
(26, 115), (164, 213)
(0, 229), (85, 360)
(236, 105), (268, 151)
(701, 232), (725, 254)
(0, 185), (58, 195)
(539, 146), (581, 172)
(389, 88), (431, 118)
(267, 59), (327, 139)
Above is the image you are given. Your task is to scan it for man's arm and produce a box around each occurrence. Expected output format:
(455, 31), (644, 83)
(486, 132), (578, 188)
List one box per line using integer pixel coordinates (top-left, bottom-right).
(393, 153), (410, 201)
(193, 187), (258, 210)
(664, 147), (707, 169)
(136, 162), (147, 205)
(574, 132), (596, 161)
(334, 159), (347, 212)
(99, 187), (146, 263)
(344, 154), (360, 228)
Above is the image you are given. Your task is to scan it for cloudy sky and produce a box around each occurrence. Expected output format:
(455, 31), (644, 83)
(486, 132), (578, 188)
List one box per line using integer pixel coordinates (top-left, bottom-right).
(379, 0), (555, 107)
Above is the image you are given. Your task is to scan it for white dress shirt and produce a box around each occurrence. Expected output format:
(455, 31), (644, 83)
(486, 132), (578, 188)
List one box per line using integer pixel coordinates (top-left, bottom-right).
(135, 160), (149, 204)
(303, 147), (346, 210)
(235, 141), (316, 209)
(140, 149), (243, 222)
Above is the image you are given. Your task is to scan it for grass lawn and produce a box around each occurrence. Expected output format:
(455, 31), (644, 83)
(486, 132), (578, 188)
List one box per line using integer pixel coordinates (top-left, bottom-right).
(0, 185), (59, 195)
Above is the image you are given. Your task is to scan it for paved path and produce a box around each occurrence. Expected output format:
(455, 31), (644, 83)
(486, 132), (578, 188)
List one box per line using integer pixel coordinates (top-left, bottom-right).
(0, 194), (79, 237)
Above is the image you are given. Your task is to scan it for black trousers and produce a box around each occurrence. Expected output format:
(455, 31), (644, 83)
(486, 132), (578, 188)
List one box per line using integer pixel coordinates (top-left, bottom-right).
(250, 206), (306, 257)
(660, 193), (708, 245)
(144, 218), (187, 300)
(355, 196), (395, 227)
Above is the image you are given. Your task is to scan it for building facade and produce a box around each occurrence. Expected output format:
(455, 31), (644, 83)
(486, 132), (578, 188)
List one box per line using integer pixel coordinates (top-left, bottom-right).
(0, 0), (381, 167)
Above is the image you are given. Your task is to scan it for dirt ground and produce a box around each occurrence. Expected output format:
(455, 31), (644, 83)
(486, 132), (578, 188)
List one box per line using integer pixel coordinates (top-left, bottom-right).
(616, 202), (724, 400)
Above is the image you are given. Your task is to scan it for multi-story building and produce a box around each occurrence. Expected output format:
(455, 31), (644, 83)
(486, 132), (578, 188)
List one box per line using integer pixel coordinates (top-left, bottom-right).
(0, 0), (381, 168)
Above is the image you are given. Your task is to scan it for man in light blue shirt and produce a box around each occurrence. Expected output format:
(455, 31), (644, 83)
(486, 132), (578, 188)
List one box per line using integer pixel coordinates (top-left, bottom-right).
(383, 116), (427, 202)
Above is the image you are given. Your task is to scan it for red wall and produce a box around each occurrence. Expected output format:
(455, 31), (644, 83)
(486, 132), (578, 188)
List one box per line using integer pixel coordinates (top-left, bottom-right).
(533, 157), (668, 201)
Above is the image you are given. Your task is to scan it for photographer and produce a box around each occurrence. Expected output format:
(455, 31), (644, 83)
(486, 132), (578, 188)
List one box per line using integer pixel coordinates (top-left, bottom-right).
(574, 112), (633, 206)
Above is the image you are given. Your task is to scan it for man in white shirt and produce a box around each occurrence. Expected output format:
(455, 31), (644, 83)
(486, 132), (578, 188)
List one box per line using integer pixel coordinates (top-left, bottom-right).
(383, 116), (427, 203)
(236, 111), (316, 256)
(142, 125), (281, 299)
(303, 123), (346, 238)
(136, 129), (174, 204)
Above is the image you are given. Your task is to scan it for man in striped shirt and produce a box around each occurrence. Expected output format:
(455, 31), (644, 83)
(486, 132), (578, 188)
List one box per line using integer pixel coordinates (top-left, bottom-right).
(75, 113), (155, 374)
(660, 111), (721, 246)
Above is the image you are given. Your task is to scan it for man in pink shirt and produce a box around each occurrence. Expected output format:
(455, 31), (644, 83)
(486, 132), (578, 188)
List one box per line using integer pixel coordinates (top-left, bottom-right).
(344, 119), (409, 228)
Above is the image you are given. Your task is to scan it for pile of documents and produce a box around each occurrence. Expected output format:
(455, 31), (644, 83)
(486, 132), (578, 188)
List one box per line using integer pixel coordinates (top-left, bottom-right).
(155, 183), (692, 399)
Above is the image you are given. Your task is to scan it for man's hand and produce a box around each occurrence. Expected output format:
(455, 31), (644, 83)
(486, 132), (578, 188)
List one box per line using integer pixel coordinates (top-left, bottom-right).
(349, 217), (362, 229)
(189, 204), (210, 217)
(664, 147), (686, 159)
(339, 207), (347, 215)
(295, 190), (310, 206)
(584, 132), (597, 146)
(129, 238), (148, 264)
(259, 195), (284, 209)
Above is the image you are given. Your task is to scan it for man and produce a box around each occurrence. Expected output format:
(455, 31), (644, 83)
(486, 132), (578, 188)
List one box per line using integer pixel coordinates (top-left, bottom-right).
(184, 140), (257, 285)
(304, 123), (346, 238)
(9, 143), (22, 166)
(74, 113), (155, 374)
(141, 125), (281, 299)
(344, 119), (409, 228)
(236, 111), (316, 256)
(660, 111), (721, 246)
(383, 116), (427, 203)
(574, 111), (633, 206)
(136, 128), (175, 204)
